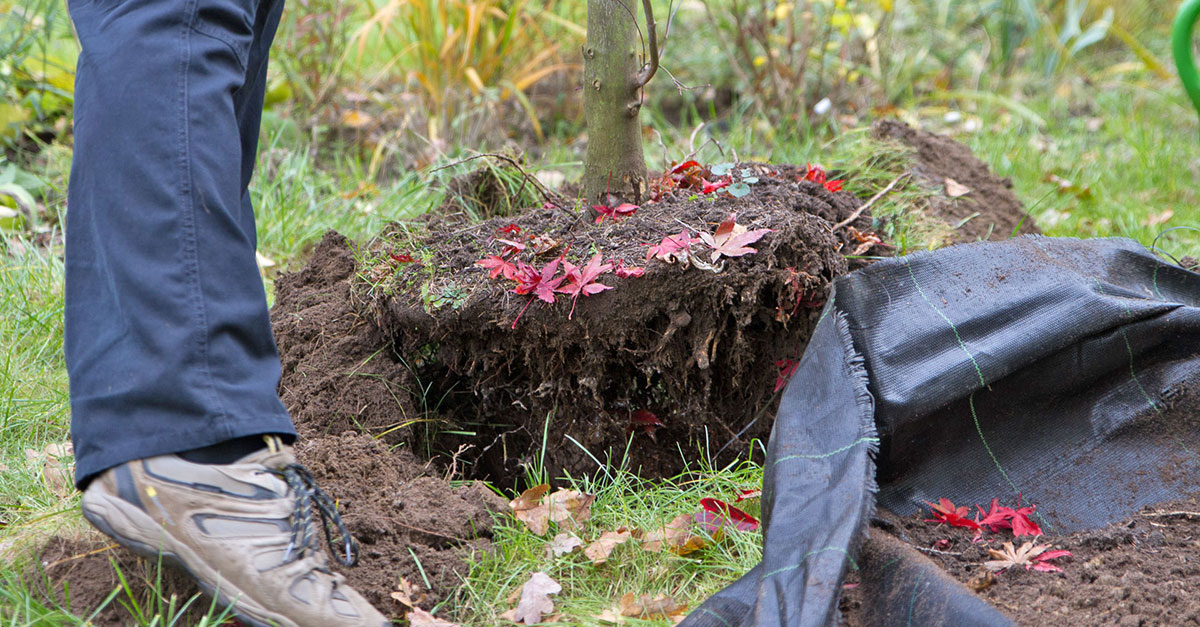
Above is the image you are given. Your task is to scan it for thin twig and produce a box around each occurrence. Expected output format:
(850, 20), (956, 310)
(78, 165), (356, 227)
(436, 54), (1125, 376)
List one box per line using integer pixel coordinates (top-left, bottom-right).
(430, 153), (567, 209)
(43, 543), (119, 570)
(687, 123), (705, 155)
(634, 0), (659, 87)
(831, 173), (909, 232)
(915, 546), (964, 557)
(1140, 510), (1200, 519)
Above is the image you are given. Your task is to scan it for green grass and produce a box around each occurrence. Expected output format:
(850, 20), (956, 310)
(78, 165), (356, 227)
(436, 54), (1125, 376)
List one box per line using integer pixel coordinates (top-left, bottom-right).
(454, 456), (765, 625)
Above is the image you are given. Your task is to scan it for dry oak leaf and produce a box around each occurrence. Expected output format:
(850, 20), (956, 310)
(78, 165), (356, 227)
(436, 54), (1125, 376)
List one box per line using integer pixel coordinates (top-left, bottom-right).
(984, 541), (1072, 573)
(389, 576), (426, 608)
(509, 485), (595, 536)
(25, 442), (74, 499)
(500, 571), (561, 624)
(407, 607), (461, 627)
(620, 592), (688, 619)
(546, 488), (595, 532)
(548, 532), (584, 557)
(698, 213), (773, 262)
(510, 484), (552, 535)
(584, 527), (634, 564)
(641, 513), (710, 555)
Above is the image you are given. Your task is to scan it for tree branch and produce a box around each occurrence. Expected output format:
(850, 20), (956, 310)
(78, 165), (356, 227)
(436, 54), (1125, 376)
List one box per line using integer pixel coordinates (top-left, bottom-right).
(634, 0), (659, 87)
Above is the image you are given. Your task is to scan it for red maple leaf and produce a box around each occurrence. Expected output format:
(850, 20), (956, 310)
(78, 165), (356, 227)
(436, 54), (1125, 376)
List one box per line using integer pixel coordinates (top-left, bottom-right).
(477, 254), (518, 280)
(627, 409), (665, 441)
(773, 359), (798, 393)
(972, 497), (1042, 538)
(1030, 549), (1073, 572)
(1008, 507), (1042, 537)
(669, 160), (702, 175)
(509, 257), (566, 328)
(734, 488), (762, 502)
(593, 202), (639, 224)
(803, 163), (826, 184)
(645, 230), (696, 263)
(701, 178), (731, 194)
(496, 238), (526, 257)
(925, 498), (981, 531)
(698, 213), (774, 262)
(824, 179), (845, 192)
(512, 257), (565, 304)
(555, 253), (613, 318)
(614, 259), (645, 278)
(698, 498), (760, 532)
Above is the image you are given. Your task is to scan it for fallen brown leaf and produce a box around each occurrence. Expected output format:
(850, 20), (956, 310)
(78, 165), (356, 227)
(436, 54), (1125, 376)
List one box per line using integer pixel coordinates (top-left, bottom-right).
(407, 607), (461, 627)
(389, 576), (426, 608)
(509, 485), (594, 536)
(548, 532), (583, 557)
(25, 442), (74, 499)
(967, 569), (996, 592)
(619, 592), (688, 619)
(500, 571), (561, 624)
(641, 513), (710, 555)
(584, 528), (633, 564)
(1145, 209), (1173, 228)
(510, 484), (551, 535)
(546, 489), (595, 532)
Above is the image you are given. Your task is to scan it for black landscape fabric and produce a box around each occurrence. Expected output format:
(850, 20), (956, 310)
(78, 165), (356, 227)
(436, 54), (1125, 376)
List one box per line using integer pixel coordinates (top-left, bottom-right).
(682, 236), (1200, 626)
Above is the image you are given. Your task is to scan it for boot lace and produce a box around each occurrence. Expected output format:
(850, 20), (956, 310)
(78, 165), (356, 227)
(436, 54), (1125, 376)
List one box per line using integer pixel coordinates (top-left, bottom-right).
(271, 463), (359, 567)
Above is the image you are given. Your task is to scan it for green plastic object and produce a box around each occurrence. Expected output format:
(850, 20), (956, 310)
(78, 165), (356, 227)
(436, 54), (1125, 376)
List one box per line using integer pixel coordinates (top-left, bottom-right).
(1176, 0), (1200, 121)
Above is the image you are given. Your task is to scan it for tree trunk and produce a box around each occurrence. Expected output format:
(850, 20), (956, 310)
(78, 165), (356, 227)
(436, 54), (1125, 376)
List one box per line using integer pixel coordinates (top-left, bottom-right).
(583, 0), (648, 206)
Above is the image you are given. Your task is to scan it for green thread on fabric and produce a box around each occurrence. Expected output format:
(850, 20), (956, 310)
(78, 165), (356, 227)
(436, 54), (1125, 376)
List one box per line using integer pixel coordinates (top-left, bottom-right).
(1092, 279), (1196, 459)
(695, 608), (736, 627)
(773, 437), (879, 465)
(904, 261), (1017, 492)
(906, 571), (927, 626)
(761, 546), (859, 579)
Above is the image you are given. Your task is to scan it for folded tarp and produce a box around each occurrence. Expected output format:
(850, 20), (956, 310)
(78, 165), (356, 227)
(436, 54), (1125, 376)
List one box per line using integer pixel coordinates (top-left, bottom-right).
(683, 236), (1200, 626)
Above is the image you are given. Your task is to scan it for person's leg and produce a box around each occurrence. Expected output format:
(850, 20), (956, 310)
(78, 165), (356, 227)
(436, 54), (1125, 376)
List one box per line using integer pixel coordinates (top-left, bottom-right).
(66, 0), (296, 486)
(66, 1), (388, 623)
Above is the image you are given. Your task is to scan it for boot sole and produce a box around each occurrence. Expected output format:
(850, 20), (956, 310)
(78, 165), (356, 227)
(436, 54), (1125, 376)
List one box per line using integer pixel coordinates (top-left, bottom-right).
(81, 488), (290, 627)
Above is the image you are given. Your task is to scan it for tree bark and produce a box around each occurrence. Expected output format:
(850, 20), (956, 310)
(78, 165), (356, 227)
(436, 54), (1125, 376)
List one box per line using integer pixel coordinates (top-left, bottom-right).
(583, 0), (648, 206)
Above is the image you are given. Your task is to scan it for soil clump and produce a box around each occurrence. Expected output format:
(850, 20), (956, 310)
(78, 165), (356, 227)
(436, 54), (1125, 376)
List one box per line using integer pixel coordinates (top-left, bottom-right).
(873, 119), (1039, 243)
(281, 166), (866, 488)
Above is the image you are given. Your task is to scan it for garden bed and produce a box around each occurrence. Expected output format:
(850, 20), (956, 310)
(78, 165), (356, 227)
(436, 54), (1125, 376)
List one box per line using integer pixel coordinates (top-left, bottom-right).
(33, 122), (1054, 623)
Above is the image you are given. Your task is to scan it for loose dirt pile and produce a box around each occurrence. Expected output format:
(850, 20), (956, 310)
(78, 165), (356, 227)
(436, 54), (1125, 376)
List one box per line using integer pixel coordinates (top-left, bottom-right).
(874, 119), (1039, 243)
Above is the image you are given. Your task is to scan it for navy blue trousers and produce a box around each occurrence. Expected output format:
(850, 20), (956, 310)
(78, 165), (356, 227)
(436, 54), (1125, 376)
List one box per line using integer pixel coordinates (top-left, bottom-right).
(66, 0), (297, 486)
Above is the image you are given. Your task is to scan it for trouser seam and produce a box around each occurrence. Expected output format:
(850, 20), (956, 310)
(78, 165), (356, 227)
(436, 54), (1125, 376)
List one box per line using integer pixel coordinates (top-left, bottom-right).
(178, 0), (231, 428)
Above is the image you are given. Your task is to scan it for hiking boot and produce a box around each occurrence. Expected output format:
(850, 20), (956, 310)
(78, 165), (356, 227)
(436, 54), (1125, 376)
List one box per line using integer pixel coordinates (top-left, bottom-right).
(81, 436), (390, 627)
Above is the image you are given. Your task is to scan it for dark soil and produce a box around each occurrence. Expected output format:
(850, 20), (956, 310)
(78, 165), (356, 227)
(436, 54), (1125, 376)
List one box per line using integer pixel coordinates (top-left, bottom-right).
(841, 385), (1200, 626)
(359, 165), (861, 485)
(873, 119), (1039, 243)
(35, 534), (209, 626)
(31, 123), (1045, 624)
(840, 498), (1200, 626)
